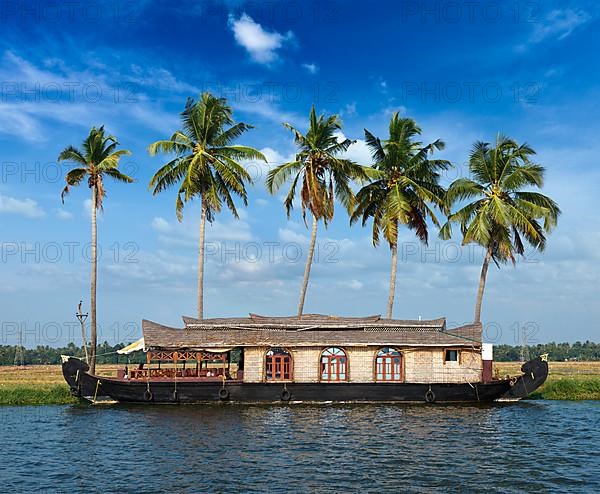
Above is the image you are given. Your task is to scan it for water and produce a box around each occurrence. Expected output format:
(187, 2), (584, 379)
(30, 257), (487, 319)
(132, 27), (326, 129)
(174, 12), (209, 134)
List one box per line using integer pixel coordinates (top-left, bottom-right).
(0, 401), (598, 493)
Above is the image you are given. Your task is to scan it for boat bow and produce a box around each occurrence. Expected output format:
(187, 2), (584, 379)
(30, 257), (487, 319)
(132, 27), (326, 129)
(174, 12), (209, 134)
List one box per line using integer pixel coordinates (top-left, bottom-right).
(498, 354), (549, 401)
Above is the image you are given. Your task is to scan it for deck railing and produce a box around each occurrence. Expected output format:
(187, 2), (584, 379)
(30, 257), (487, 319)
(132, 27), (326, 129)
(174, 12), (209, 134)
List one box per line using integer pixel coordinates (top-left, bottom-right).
(125, 368), (228, 380)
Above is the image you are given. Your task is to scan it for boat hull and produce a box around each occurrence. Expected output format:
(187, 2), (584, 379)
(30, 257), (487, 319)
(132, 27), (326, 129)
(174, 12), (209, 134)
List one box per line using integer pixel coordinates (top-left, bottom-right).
(96, 379), (512, 404)
(61, 356), (548, 405)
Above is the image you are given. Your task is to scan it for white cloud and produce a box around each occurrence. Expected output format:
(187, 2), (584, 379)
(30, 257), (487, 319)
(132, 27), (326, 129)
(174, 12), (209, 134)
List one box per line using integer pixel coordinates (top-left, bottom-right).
(151, 215), (253, 247)
(151, 216), (171, 233)
(0, 51), (186, 141)
(278, 228), (308, 244)
(531, 9), (591, 43)
(83, 198), (93, 217)
(55, 209), (73, 220)
(302, 63), (319, 74)
(229, 14), (294, 64)
(347, 279), (363, 291)
(383, 105), (407, 117)
(342, 102), (357, 116)
(235, 97), (300, 126)
(345, 139), (372, 165)
(334, 131), (373, 165)
(260, 146), (296, 168)
(208, 221), (251, 242)
(127, 65), (199, 94)
(246, 146), (297, 186)
(0, 193), (45, 218)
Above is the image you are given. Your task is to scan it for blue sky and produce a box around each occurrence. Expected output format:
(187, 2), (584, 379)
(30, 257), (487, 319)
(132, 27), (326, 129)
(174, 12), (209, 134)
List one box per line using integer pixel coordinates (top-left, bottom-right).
(1, 0), (598, 346)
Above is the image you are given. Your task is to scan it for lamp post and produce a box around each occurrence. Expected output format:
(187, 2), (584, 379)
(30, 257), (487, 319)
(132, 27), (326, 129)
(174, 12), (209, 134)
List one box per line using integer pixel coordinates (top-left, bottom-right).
(76, 300), (89, 364)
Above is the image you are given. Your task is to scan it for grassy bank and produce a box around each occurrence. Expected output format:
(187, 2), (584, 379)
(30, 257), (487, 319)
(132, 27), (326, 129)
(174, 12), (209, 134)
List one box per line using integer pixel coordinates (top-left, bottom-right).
(0, 384), (78, 406)
(0, 364), (119, 406)
(1, 362), (599, 405)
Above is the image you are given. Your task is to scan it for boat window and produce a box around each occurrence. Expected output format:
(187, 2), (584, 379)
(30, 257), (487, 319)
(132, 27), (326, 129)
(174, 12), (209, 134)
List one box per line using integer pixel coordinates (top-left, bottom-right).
(375, 347), (402, 382)
(445, 349), (459, 362)
(321, 347), (348, 381)
(265, 348), (292, 381)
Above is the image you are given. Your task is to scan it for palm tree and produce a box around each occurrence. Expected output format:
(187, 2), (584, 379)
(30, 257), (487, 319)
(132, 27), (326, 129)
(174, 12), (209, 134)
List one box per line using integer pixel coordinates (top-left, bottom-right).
(266, 106), (368, 317)
(59, 126), (133, 374)
(440, 135), (560, 323)
(351, 114), (449, 318)
(148, 92), (266, 319)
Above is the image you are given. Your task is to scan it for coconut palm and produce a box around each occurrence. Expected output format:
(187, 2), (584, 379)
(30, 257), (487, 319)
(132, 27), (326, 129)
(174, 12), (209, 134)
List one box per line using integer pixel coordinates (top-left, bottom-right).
(440, 135), (560, 323)
(58, 126), (133, 374)
(148, 92), (266, 319)
(266, 106), (368, 317)
(350, 114), (449, 318)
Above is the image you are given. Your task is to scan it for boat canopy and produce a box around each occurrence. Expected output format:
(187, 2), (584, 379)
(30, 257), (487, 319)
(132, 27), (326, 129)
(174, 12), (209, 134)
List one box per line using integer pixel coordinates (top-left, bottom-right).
(141, 315), (483, 351)
(117, 338), (145, 354)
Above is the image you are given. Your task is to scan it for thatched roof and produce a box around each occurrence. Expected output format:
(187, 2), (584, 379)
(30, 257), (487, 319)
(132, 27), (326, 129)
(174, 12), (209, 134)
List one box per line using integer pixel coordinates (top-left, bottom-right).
(142, 314), (481, 350)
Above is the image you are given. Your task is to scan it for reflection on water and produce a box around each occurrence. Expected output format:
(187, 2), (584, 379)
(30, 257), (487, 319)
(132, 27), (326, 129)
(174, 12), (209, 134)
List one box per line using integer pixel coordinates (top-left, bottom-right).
(0, 401), (598, 493)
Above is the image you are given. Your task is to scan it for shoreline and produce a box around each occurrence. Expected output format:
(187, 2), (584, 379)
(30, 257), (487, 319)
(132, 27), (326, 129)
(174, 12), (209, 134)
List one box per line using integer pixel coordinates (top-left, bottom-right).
(1, 379), (599, 406)
(1, 362), (599, 405)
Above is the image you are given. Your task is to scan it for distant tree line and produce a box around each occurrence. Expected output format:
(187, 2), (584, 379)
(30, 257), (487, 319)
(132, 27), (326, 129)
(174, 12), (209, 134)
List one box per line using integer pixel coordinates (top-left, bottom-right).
(1, 341), (599, 365)
(0, 342), (145, 366)
(493, 341), (600, 361)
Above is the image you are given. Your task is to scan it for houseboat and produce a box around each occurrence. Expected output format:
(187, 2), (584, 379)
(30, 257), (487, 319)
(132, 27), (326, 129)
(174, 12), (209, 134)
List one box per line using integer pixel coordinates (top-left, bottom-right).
(62, 314), (548, 404)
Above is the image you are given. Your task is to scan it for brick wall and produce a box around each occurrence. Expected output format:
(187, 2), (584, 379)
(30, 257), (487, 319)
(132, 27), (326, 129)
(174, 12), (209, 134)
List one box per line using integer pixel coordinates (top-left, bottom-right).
(346, 347), (375, 382)
(404, 348), (482, 383)
(241, 346), (482, 384)
(290, 347), (321, 382)
(242, 346), (266, 382)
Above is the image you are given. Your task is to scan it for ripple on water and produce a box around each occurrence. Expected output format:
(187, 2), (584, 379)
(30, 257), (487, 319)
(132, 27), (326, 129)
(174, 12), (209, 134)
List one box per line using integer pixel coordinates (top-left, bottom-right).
(0, 401), (598, 493)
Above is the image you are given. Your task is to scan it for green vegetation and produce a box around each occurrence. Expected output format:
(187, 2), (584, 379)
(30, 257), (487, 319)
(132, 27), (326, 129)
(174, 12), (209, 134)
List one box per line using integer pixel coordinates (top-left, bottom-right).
(0, 384), (78, 406)
(529, 379), (600, 400)
(52, 94), (562, 327)
(493, 341), (600, 361)
(441, 135), (561, 323)
(148, 93), (266, 320)
(266, 106), (367, 316)
(351, 114), (448, 318)
(0, 342), (144, 366)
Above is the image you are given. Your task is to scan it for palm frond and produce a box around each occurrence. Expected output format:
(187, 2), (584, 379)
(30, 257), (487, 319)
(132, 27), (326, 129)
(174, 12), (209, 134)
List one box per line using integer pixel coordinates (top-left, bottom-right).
(57, 146), (88, 166)
(265, 161), (304, 193)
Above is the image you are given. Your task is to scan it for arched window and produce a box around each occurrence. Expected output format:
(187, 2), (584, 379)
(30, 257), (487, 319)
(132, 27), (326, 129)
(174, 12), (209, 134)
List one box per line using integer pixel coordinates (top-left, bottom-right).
(375, 347), (403, 382)
(320, 347), (348, 381)
(265, 348), (292, 381)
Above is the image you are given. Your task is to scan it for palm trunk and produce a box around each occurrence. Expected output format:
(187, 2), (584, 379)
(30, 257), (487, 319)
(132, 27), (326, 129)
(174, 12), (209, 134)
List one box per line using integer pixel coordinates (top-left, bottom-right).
(197, 202), (207, 320)
(89, 185), (98, 375)
(474, 246), (493, 324)
(386, 240), (398, 319)
(298, 214), (318, 317)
